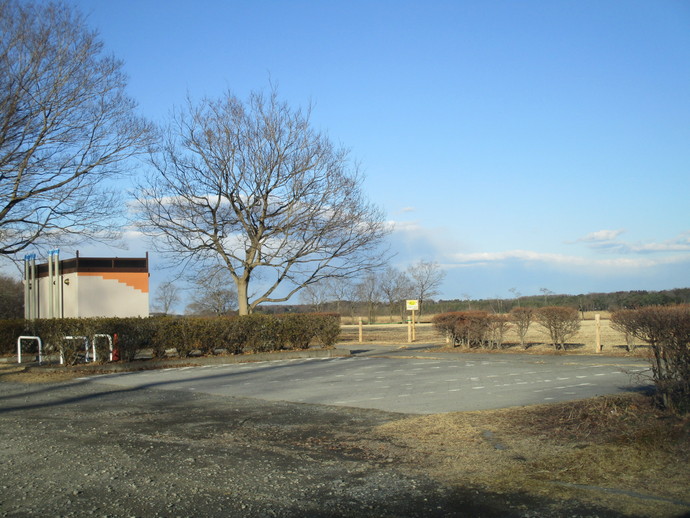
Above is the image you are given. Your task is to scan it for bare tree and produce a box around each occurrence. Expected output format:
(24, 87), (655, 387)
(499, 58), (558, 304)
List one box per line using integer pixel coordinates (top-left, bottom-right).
(136, 87), (389, 315)
(407, 260), (445, 320)
(152, 281), (180, 315)
(509, 287), (521, 307)
(0, 1), (152, 257)
(322, 277), (353, 317)
(539, 288), (554, 306)
(185, 271), (238, 316)
(378, 266), (412, 322)
(355, 272), (381, 324)
(299, 281), (330, 312)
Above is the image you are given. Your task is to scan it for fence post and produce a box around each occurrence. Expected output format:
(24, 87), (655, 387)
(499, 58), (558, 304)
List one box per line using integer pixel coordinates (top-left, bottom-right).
(358, 318), (363, 344)
(595, 314), (602, 352)
(407, 317), (412, 343)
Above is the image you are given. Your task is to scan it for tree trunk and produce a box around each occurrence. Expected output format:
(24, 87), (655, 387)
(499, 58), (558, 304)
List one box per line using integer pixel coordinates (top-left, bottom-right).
(237, 278), (250, 316)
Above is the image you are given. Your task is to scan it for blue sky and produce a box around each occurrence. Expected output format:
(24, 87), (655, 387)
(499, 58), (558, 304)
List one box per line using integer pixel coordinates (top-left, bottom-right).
(60, 1), (690, 301)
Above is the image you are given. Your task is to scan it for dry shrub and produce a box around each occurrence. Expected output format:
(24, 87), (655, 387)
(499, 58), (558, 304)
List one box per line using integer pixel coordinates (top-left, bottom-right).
(611, 304), (690, 414)
(536, 306), (581, 350)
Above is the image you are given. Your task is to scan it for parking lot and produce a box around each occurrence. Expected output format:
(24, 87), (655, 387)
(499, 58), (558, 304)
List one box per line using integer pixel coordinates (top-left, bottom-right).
(85, 351), (651, 414)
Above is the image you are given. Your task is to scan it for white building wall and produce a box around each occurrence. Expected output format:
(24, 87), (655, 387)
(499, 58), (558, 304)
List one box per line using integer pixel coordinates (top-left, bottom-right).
(75, 275), (148, 318)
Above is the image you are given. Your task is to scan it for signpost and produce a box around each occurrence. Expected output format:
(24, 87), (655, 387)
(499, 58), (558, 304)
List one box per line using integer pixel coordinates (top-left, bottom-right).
(406, 299), (419, 343)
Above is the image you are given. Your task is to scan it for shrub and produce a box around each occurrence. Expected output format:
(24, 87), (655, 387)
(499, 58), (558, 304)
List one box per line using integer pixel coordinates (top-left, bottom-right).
(313, 313), (341, 347)
(535, 306), (580, 350)
(0, 311), (341, 363)
(432, 311), (491, 348)
(279, 314), (313, 349)
(611, 305), (690, 414)
(0, 319), (29, 356)
(487, 314), (512, 349)
(510, 307), (534, 349)
(106, 317), (157, 362)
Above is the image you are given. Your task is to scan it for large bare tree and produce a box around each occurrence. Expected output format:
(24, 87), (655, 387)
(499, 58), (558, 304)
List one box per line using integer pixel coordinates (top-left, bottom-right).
(0, 1), (152, 257)
(136, 88), (390, 315)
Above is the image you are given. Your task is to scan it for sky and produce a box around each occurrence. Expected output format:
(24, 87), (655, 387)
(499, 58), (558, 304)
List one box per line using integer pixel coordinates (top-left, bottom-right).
(24, 1), (690, 304)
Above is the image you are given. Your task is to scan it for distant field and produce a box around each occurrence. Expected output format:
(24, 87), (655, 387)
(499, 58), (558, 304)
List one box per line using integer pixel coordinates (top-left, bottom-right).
(339, 317), (644, 356)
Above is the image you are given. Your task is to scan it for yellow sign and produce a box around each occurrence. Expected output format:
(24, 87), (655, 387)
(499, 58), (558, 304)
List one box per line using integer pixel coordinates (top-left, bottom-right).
(406, 299), (419, 311)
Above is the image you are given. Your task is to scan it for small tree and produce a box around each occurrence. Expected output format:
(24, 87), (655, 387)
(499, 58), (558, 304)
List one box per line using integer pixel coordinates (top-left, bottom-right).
(298, 282), (330, 312)
(407, 260), (445, 321)
(185, 271), (238, 316)
(510, 306), (534, 349)
(536, 306), (580, 350)
(152, 281), (180, 315)
(378, 267), (412, 322)
(355, 272), (381, 324)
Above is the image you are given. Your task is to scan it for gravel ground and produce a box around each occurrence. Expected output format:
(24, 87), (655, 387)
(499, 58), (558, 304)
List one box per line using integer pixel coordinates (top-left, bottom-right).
(0, 378), (627, 517)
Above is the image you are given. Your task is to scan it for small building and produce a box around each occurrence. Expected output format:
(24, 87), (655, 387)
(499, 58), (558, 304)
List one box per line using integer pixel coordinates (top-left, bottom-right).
(24, 251), (149, 319)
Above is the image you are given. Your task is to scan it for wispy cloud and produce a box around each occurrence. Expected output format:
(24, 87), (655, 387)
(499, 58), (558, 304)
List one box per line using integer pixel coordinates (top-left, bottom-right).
(576, 229), (625, 243)
(446, 249), (690, 270)
(573, 229), (690, 254)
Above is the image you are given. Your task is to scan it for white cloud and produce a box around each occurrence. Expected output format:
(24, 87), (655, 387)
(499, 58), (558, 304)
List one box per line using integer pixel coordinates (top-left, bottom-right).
(577, 229), (625, 242)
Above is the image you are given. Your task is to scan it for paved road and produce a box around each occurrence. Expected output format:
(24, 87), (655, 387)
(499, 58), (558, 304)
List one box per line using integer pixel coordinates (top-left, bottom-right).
(84, 350), (651, 414)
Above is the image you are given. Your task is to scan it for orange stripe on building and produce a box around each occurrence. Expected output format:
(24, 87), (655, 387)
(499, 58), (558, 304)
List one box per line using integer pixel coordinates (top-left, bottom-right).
(78, 272), (149, 293)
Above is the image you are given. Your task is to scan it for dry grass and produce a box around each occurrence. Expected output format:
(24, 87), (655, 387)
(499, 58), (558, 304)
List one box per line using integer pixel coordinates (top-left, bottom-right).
(0, 363), (85, 382)
(376, 393), (690, 517)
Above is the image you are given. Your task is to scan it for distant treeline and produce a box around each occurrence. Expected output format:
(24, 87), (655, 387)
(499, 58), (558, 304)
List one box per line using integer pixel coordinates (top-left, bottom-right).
(260, 287), (690, 320)
(431, 288), (690, 314)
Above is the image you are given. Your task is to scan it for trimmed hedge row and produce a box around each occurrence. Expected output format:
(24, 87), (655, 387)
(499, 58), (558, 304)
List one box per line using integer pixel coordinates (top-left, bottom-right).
(1, 313), (340, 364)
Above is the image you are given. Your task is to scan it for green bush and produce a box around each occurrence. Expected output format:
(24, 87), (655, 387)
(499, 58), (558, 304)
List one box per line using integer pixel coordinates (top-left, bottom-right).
(0, 319), (29, 356)
(0, 311), (341, 364)
(313, 313), (341, 347)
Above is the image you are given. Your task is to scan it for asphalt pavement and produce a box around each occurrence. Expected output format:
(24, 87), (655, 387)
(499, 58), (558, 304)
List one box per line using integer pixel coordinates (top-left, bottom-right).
(82, 347), (651, 414)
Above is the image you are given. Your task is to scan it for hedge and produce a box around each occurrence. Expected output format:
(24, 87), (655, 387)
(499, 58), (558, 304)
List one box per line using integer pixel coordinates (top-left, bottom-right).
(1, 313), (341, 363)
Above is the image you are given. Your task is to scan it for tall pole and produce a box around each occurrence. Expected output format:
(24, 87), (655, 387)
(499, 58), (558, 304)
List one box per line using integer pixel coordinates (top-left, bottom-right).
(23, 256), (30, 319)
(30, 255), (38, 319)
(54, 250), (61, 318)
(48, 251), (54, 318)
